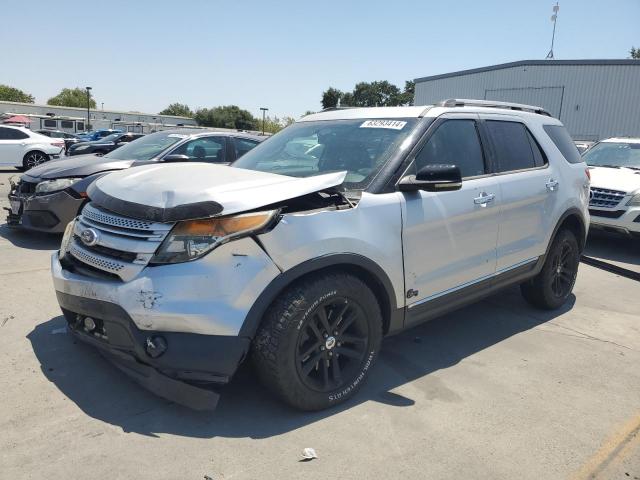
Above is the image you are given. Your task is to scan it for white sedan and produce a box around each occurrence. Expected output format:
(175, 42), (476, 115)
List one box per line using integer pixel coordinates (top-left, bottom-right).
(0, 125), (65, 170)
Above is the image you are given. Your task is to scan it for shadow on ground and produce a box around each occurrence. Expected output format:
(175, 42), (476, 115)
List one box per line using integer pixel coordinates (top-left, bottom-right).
(28, 286), (574, 439)
(584, 231), (639, 267)
(0, 224), (61, 250)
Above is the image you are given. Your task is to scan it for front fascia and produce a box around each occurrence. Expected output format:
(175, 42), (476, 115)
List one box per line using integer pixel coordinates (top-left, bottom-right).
(52, 237), (281, 336)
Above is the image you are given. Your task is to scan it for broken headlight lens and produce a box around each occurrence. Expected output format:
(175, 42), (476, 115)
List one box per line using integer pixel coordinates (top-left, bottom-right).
(151, 210), (278, 264)
(36, 178), (81, 194)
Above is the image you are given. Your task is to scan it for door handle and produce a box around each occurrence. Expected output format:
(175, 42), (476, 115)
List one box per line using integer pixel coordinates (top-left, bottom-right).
(473, 192), (495, 205)
(546, 179), (559, 191)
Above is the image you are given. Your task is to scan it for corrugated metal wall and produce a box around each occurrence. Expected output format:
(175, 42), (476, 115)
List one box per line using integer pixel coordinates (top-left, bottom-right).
(415, 64), (640, 140)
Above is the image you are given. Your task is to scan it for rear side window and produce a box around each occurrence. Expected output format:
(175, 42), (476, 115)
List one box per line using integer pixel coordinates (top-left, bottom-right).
(415, 119), (486, 178)
(486, 121), (541, 172)
(543, 125), (583, 164)
(234, 138), (260, 159)
(0, 127), (29, 140)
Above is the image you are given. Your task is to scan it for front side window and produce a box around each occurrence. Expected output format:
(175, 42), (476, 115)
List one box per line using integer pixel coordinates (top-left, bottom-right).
(583, 142), (640, 169)
(170, 136), (227, 162)
(105, 131), (185, 161)
(414, 119), (486, 178)
(486, 121), (538, 173)
(233, 118), (419, 190)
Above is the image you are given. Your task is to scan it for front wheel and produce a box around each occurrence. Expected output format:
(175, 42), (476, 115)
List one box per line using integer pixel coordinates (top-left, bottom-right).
(23, 151), (49, 170)
(252, 273), (383, 411)
(521, 229), (580, 310)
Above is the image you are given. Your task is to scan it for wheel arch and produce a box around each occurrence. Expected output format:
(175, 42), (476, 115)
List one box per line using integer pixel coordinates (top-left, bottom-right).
(548, 208), (588, 255)
(239, 253), (401, 339)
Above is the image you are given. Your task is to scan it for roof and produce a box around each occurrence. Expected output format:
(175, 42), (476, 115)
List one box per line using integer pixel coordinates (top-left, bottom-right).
(300, 106), (430, 121)
(415, 59), (640, 83)
(162, 128), (266, 141)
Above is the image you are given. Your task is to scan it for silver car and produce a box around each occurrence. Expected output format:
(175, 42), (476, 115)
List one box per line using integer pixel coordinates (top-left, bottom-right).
(51, 100), (590, 411)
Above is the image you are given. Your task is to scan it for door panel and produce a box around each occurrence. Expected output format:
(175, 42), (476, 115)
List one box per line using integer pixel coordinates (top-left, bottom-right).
(401, 176), (501, 315)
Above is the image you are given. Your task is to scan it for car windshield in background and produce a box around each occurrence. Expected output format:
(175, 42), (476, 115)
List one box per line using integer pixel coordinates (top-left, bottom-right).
(233, 118), (418, 189)
(100, 133), (123, 142)
(583, 142), (640, 169)
(104, 131), (185, 161)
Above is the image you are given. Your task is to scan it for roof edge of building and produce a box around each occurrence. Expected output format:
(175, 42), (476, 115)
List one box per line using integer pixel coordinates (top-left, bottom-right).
(414, 59), (640, 83)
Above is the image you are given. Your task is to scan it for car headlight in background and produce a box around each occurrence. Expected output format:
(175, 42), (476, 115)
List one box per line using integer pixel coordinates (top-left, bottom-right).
(627, 192), (640, 206)
(151, 210), (279, 264)
(35, 178), (81, 194)
(74, 145), (90, 151)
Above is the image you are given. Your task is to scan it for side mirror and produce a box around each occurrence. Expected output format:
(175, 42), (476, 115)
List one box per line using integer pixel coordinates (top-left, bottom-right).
(398, 164), (462, 192)
(162, 154), (190, 162)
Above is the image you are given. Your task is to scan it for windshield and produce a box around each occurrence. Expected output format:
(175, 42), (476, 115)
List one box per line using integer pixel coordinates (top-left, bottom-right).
(233, 118), (418, 190)
(104, 131), (185, 161)
(583, 142), (640, 169)
(100, 133), (122, 142)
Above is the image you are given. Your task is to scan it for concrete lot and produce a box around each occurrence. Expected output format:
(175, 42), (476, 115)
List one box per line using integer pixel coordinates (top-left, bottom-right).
(0, 169), (638, 480)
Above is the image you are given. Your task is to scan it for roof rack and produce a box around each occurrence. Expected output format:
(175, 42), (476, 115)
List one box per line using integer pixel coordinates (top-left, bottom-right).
(436, 99), (552, 117)
(320, 106), (359, 112)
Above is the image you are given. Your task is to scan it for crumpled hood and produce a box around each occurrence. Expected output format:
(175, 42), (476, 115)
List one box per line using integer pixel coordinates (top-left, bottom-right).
(88, 163), (347, 222)
(22, 154), (134, 181)
(589, 166), (640, 194)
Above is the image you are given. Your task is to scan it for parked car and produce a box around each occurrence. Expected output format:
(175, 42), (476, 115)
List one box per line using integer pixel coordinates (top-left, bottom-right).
(77, 129), (123, 142)
(67, 132), (145, 156)
(583, 137), (640, 237)
(6, 129), (263, 233)
(36, 129), (83, 153)
(50, 100), (590, 411)
(0, 125), (64, 170)
(574, 140), (595, 154)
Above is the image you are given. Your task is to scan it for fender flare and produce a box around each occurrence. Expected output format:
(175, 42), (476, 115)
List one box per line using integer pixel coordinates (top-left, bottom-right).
(238, 253), (400, 338)
(545, 207), (588, 258)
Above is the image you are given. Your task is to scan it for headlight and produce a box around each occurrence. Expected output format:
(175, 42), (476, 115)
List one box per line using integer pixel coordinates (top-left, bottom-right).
(35, 178), (81, 194)
(627, 192), (640, 206)
(151, 210), (279, 264)
(75, 145), (90, 151)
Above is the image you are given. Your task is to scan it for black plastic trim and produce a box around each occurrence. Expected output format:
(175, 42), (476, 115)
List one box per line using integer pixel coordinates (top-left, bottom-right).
(87, 183), (223, 222)
(238, 253), (402, 338)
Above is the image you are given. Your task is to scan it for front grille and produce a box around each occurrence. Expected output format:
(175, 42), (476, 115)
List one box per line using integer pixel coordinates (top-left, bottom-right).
(67, 203), (174, 281)
(589, 187), (626, 209)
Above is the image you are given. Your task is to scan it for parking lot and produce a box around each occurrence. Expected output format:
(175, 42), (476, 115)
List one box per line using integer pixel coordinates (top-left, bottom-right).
(0, 168), (638, 479)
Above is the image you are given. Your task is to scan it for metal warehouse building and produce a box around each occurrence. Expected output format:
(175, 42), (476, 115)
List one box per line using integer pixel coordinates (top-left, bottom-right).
(414, 59), (640, 141)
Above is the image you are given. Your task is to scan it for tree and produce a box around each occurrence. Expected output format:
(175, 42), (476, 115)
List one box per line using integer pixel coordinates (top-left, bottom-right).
(400, 80), (415, 106)
(47, 88), (96, 108)
(194, 105), (257, 130)
(159, 103), (193, 117)
(0, 84), (35, 103)
(321, 87), (343, 109)
(630, 47), (640, 59)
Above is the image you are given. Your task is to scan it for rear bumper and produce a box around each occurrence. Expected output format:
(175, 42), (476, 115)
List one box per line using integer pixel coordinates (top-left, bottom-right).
(6, 189), (84, 233)
(57, 291), (251, 410)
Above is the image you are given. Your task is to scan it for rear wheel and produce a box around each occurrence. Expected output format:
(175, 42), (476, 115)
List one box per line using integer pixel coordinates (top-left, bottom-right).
(521, 229), (580, 309)
(23, 151), (49, 170)
(252, 272), (382, 411)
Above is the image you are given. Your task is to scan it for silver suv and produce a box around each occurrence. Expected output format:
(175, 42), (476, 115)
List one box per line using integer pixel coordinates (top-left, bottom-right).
(51, 100), (590, 411)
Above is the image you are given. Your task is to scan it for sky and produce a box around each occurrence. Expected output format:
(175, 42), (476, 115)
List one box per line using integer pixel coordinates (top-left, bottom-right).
(1, 0), (638, 119)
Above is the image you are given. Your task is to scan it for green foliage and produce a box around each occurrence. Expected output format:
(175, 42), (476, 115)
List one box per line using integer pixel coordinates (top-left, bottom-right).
(47, 88), (96, 108)
(322, 79), (415, 109)
(0, 84), (35, 103)
(321, 87), (343, 109)
(260, 115), (296, 134)
(159, 102), (193, 117)
(194, 105), (257, 130)
(630, 47), (640, 59)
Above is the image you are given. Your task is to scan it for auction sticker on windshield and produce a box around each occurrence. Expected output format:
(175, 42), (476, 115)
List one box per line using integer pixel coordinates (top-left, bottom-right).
(360, 120), (407, 130)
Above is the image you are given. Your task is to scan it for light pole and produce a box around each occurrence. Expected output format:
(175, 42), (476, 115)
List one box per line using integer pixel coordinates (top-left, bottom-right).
(546, 2), (559, 59)
(85, 87), (92, 131)
(260, 107), (268, 135)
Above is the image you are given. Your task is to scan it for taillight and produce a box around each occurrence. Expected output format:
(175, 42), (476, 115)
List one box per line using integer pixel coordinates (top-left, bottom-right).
(585, 168), (591, 181)
(51, 142), (64, 148)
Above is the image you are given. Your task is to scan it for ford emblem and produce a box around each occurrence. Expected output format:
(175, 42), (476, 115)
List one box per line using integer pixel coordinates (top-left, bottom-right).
(80, 228), (99, 246)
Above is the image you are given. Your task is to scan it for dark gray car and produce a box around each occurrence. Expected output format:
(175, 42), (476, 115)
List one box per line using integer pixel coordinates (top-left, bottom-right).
(6, 129), (264, 233)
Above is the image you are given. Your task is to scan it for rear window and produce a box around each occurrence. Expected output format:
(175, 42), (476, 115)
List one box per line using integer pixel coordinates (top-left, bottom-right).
(543, 125), (583, 164)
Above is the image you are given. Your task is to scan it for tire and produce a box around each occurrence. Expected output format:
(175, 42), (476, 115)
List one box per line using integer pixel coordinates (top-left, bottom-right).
(521, 229), (580, 310)
(23, 151), (49, 170)
(252, 272), (383, 411)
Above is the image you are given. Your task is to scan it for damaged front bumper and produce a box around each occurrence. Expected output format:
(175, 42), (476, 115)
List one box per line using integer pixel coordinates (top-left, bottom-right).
(6, 186), (84, 233)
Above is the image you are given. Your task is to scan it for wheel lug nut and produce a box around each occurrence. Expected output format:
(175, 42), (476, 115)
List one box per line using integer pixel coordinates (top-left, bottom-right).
(320, 346), (325, 350)
(323, 333), (328, 338)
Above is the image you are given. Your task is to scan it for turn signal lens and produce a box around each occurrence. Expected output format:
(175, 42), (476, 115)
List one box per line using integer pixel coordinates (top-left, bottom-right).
(151, 210), (278, 264)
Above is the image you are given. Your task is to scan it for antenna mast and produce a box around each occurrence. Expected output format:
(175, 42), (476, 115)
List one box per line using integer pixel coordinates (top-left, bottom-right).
(546, 3), (559, 59)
